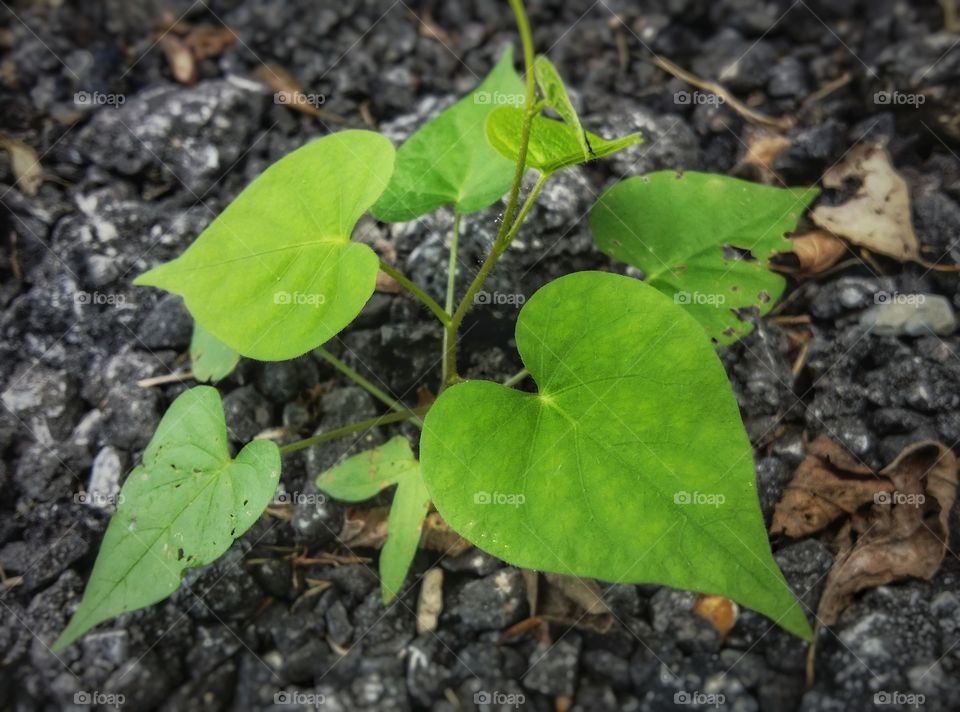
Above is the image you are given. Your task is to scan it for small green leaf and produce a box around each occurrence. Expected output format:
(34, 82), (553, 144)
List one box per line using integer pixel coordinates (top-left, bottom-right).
(590, 172), (819, 344)
(190, 321), (239, 383)
(420, 272), (813, 640)
(381, 472), (430, 603)
(316, 436), (429, 603)
(485, 106), (642, 175)
(533, 55), (589, 160)
(135, 130), (395, 361)
(54, 387), (280, 651)
(372, 48), (524, 222)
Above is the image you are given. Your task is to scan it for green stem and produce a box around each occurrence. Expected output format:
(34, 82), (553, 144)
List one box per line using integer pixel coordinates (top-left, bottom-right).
(449, 172), (548, 333)
(440, 0), (539, 390)
(278, 408), (425, 456)
(379, 259), (450, 327)
(441, 213), (463, 386)
(502, 368), (529, 388)
(314, 346), (420, 427)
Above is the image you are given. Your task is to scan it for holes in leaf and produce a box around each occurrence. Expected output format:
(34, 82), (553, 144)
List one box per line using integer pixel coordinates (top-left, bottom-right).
(722, 244), (757, 262)
(758, 290), (771, 303)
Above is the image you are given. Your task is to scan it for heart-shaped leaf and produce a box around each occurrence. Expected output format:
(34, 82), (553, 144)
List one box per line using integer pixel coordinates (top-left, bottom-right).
(135, 130), (395, 361)
(590, 172), (819, 344)
(54, 387), (280, 650)
(371, 48), (524, 222)
(190, 321), (239, 383)
(420, 271), (812, 639)
(317, 436), (430, 602)
(533, 55), (589, 161)
(485, 106), (642, 175)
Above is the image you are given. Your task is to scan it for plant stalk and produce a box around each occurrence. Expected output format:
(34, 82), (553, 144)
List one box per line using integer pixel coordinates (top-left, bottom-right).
(441, 0), (539, 388)
(502, 368), (530, 388)
(314, 346), (421, 427)
(379, 259), (450, 327)
(441, 213), (463, 386)
(278, 407), (426, 456)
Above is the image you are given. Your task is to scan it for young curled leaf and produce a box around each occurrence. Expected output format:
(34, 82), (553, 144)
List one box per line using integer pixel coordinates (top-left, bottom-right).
(485, 106), (641, 175)
(533, 55), (589, 161)
(54, 387), (280, 651)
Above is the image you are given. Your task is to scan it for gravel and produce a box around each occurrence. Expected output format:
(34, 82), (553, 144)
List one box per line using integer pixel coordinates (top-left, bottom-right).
(2, 0), (959, 709)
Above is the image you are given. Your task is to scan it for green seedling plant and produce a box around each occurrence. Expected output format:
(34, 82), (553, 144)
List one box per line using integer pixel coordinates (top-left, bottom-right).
(54, 0), (820, 652)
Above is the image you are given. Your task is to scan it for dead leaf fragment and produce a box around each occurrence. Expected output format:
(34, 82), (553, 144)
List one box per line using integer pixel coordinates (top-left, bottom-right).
(789, 230), (847, 277)
(694, 594), (739, 638)
(0, 135), (44, 196)
(771, 436), (883, 538)
(811, 144), (920, 261)
(732, 130), (791, 185)
(339, 506), (470, 556)
(817, 441), (956, 625)
(416, 568), (444, 634)
(771, 437), (958, 625)
(160, 35), (197, 85)
(253, 64), (348, 124)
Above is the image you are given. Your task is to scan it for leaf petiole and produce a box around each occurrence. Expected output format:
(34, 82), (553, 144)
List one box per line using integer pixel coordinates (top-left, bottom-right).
(379, 259), (451, 327)
(314, 346), (421, 427)
(278, 407), (428, 456)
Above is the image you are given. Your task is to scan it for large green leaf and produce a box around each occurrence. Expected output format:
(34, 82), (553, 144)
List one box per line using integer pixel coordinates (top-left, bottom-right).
(316, 436), (429, 603)
(54, 387), (280, 650)
(485, 106), (642, 175)
(533, 55), (589, 161)
(371, 49), (524, 222)
(419, 272), (812, 640)
(590, 172), (819, 344)
(190, 321), (239, 383)
(135, 131), (395, 361)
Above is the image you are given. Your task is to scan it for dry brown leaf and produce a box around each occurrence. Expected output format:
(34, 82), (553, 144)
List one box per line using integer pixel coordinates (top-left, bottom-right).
(253, 64), (348, 124)
(771, 436), (886, 538)
(338, 506), (470, 555)
(732, 130), (791, 185)
(182, 24), (237, 61)
(160, 35), (197, 85)
(694, 594), (739, 638)
(0, 135), (44, 196)
(811, 144), (920, 261)
(818, 441), (957, 624)
(787, 230), (848, 277)
(416, 568), (444, 634)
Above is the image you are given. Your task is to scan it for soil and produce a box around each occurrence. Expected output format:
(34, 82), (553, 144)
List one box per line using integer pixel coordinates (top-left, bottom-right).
(1, 0), (959, 710)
